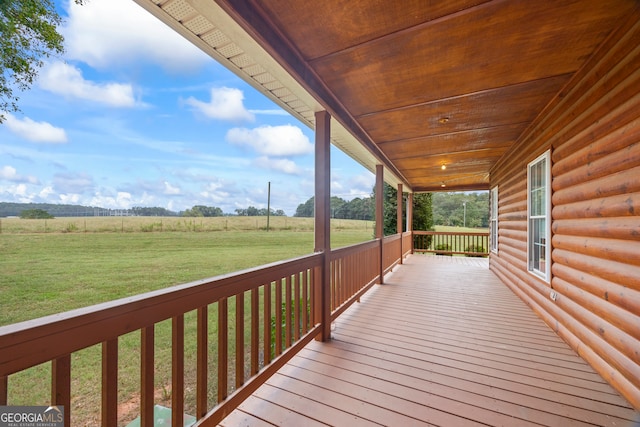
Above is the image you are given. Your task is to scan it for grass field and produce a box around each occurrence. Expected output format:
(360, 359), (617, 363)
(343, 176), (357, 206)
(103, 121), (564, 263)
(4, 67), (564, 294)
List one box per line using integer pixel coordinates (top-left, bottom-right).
(0, 215), (369, 234)
(0, 216), (374, 425)
(0, 217), (373, 325)
(1, 217), (484, 425)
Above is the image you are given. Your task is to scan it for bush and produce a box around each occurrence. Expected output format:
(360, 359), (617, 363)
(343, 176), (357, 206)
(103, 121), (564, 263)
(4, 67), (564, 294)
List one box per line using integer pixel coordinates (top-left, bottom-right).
(140, 222), (163, 232)
(434, 243), (452, 256)
(19, 209), (53, 219)
(465, 245), (487, 257)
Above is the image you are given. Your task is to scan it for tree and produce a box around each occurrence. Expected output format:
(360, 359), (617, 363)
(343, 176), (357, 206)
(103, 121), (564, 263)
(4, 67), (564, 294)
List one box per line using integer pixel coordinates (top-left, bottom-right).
(432, 192), (489, 228)
(0, 0), (84, 122)
(294, 197), (315, 217)
(412, 192), (433, 231)
(294, 196), (373, 220)
(379, 183), (433, 236)
(20, 208), (53, 219)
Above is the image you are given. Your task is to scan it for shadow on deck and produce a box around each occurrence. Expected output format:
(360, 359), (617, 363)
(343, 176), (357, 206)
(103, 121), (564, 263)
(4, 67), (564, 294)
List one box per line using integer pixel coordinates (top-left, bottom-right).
(219, 255), (639, 426)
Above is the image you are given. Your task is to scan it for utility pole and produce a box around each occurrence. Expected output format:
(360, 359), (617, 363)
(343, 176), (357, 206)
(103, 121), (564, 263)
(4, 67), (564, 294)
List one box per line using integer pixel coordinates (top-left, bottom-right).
(266, 181), (271, 232)
(463, 201), (467, 228)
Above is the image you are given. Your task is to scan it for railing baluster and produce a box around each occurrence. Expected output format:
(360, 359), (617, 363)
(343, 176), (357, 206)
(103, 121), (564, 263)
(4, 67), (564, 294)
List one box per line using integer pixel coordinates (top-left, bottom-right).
(0, 376), (6, 405)
(336, 260), (341, 308)
(251, 288), (259, 375)
(172, 315), (184, 427)
(312, 267), (319, 327)
(285, 276), (292, 348)
(235, 292), (244, 390)
(102, 339), (118, 427)
(218, 298), (228, 403)
(275, 280), (283, 356)
(51, 355), (71, 427)
(294, 273), (301, 341)
(140, 326), (154, 427)
(263, 283), (271, 365)
(196, 307), (208, 418)
(302, 270), (309, 332)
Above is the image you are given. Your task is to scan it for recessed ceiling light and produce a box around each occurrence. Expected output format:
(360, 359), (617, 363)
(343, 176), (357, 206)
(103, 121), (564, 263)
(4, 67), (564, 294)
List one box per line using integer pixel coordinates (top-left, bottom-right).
(438, 117), (449, 124)
(441, 164), (446, 170)
(441, 182), (446, 187)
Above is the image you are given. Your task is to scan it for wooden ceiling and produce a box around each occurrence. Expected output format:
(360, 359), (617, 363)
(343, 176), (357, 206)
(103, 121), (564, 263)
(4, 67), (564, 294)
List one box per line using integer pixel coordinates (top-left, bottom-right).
(211, 0), (636, 192)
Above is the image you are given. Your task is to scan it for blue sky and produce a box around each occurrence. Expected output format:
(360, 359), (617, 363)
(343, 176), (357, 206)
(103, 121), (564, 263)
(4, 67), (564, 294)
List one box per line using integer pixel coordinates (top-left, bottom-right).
(0, 0), (375, 215)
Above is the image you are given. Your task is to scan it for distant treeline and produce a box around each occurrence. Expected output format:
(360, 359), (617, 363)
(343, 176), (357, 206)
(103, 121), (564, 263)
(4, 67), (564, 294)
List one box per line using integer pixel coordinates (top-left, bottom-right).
(294, 190), (489, 228)
(0, 203), (178, 217)
(294, 196), (374, 220)
(0, 202), (287, 218)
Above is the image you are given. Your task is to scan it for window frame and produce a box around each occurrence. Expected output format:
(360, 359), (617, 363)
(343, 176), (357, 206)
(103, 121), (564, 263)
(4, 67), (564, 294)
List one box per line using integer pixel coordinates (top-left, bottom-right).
(490, 185), (498, 254)
(527, 150), (551, 282)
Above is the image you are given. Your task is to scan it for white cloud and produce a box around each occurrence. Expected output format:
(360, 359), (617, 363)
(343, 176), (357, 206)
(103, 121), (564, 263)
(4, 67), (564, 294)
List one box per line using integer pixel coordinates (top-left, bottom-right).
(62, 0), (208, 72)
(254, 156), (302, 175)
(348, 173), (376, 198)
(163, 181), (181, 195)
(0, 183), (31, 202)
(226, 124), (313, 156)
(184, 87), (254, 122)
(39, 62), (138, 107)
(90, 192), (134, 209)
(4, 113), (68, 143)
(199, 182), (231, 204)
(39, 186), (55, 198)
(0, 166), (38, 184)
(58, 193), (81, 204)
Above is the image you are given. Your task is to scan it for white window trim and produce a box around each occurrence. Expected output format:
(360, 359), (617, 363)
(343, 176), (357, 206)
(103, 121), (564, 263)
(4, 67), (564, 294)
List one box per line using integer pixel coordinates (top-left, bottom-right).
(527, 150), (551, 282)
(490, 185), (498, 254)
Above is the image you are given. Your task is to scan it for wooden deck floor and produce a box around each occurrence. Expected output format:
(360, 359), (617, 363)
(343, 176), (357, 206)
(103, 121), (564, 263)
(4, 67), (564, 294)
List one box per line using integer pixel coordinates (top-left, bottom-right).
(219, 255), (640, 426)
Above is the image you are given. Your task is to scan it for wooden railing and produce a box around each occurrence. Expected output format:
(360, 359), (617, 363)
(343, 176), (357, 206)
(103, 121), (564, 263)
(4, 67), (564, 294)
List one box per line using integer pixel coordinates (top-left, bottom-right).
(0, 237), (406, 426)
(330, 240), (380, 320)
(402, 231), (413, 258)
(383, 234), (402, 275)
(413, 230), (489, 257)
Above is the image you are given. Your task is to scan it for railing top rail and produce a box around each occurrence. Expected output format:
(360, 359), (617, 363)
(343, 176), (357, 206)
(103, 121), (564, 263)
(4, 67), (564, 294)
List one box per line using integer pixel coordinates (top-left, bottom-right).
(413, 230), (489, 236)
(0, 252), (322, 377)
(330, 239), (379, 259)
(383, 233), (402, 242)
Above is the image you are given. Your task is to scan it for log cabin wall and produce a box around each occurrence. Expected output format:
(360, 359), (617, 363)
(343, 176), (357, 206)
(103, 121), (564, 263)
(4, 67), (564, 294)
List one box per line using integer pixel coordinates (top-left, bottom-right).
(489, 11), (640, 409)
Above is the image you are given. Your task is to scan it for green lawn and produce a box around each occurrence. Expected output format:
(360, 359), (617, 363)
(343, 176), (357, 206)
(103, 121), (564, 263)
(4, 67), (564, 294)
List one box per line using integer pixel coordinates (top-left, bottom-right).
(0, 217), (373, 425)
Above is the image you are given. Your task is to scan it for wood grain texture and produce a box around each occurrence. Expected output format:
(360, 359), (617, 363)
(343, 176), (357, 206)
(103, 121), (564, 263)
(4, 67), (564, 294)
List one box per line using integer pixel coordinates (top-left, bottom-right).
(491, 9), (640, 409)
(216, 0), (636, 192)
(222, 256), (639, 426)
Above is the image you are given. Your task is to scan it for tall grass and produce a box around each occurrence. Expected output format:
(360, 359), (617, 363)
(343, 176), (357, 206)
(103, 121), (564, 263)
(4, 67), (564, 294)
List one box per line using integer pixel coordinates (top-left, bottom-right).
(0, 215), (373, 234)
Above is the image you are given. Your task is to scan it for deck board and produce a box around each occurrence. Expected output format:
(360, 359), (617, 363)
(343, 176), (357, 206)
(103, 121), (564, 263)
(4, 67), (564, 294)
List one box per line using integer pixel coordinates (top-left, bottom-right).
(220, 255), (640, 426)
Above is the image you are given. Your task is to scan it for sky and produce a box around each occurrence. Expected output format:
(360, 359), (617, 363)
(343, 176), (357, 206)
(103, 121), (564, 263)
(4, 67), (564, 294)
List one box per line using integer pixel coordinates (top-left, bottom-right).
(0, 0), (375, 216)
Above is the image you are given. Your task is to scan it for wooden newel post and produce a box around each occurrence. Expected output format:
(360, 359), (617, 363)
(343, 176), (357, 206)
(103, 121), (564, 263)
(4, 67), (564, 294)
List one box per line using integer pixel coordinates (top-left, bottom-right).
(375, 165), (384, 284)
(314, 110), (331, 341)
(397, 183), (403, 264)
(408, 192), (414, 254)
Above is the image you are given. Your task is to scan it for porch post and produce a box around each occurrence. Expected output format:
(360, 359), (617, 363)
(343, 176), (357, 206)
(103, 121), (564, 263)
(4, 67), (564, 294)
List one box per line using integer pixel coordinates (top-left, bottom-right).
(375, 165), (384, 284)
(314, 110), (331, 342)
(397, 183), (403, 264)
(407, 192), (414, 254)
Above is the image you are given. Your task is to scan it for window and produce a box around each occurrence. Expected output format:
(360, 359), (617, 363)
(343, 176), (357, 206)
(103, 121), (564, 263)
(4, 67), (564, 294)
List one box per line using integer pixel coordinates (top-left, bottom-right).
(528, 151), (551, 280)
(490, 186), (498, 253)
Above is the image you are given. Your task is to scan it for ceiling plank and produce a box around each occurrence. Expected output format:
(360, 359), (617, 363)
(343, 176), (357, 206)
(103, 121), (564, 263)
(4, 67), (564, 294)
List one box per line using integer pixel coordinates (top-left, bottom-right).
(311, 0), (628, 116)
(379, 123), (521, 160)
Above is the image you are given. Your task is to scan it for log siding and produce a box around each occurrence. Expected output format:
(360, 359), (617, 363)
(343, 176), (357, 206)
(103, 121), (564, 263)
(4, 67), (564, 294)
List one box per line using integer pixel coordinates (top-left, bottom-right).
(490, 10), (640, 409)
